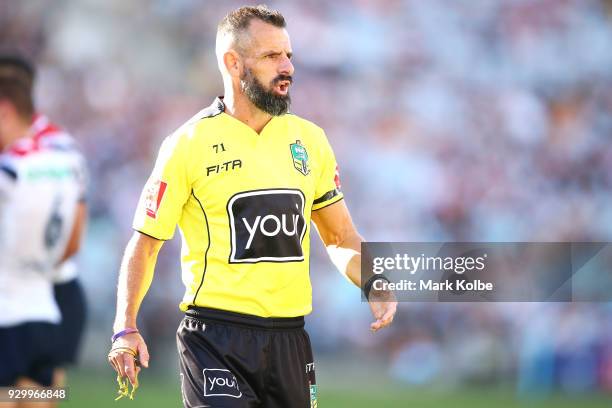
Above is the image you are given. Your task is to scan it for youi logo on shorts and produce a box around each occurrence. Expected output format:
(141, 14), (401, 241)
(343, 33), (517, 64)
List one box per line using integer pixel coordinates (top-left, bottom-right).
(203, 368), (242, 398)
(227, 189), (306, 263)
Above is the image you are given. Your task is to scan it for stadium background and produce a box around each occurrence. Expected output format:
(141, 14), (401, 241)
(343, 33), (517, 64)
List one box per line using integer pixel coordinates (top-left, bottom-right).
(3, 0), (612, 406)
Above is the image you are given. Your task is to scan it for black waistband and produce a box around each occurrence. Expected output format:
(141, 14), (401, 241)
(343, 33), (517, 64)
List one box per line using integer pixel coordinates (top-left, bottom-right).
(185, 306), (305, 330)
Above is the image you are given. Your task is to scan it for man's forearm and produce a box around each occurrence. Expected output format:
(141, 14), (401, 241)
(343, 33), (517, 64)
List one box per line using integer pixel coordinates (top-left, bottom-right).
(113, 233), (161, 332)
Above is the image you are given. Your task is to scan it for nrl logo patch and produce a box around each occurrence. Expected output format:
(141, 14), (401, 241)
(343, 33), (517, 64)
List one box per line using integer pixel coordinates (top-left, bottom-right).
(289, 140), (310, 176)
(309, 383), (318, 408)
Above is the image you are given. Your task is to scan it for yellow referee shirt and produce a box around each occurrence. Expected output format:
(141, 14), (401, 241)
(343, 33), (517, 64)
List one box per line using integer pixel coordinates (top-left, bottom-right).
(133, 97), (343, 317)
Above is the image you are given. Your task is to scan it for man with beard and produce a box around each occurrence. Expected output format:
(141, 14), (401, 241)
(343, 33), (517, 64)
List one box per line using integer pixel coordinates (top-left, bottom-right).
(108, 5), (397, 407)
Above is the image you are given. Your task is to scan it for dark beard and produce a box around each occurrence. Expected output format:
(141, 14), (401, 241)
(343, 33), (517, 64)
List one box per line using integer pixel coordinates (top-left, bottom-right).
(240, 67), (291, 116)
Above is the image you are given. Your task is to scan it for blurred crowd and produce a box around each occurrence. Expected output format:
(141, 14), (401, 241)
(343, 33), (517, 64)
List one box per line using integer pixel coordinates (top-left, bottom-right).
(2, 0), (612, 395)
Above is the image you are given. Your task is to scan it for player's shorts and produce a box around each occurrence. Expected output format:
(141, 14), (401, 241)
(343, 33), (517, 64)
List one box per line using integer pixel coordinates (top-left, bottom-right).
(0, 322), (60, 386)
(53, 278), (87, 365)
(177, 306), (318, 408)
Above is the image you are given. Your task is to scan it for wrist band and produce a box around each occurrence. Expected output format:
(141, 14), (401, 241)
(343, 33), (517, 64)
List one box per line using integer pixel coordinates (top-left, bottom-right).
(363, 274), (391, 300)
(109, 346), (137, 356)
(111, 328), (139, 343)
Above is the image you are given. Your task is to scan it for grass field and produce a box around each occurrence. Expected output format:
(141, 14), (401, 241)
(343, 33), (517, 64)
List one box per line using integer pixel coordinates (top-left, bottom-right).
(59, 369), (612, 408)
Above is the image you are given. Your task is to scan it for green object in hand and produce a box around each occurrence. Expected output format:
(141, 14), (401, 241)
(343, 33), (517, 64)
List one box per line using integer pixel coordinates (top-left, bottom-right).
(115, 374), (139, 401)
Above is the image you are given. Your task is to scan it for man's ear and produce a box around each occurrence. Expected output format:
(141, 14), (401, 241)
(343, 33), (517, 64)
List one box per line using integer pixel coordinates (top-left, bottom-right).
(223, 50), (243, 78)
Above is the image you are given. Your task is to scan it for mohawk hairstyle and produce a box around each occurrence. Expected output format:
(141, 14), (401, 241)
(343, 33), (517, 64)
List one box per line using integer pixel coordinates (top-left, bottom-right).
(217, 5), (286, 54)
(218, 5), (286, 33)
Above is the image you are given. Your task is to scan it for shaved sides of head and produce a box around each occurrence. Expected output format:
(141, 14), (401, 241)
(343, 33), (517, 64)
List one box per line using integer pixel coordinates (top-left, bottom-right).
(216, 5), (286, 63)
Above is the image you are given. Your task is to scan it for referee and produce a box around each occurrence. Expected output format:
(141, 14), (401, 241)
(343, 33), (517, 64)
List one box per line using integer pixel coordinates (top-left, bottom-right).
(108, 5), (397, 407)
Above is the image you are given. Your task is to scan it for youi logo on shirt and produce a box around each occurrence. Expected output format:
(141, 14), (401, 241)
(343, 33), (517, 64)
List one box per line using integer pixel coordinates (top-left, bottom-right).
(227, 189), (306, 263)
(203, 369), (242, 398)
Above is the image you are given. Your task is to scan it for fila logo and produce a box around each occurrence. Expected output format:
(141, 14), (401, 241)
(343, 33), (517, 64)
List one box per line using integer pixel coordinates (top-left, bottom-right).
(203, 369), (242, 398)
(227, 189), (306, 263)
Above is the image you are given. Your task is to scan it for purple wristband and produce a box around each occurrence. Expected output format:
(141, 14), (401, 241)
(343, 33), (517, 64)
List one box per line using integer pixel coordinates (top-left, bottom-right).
(111, 328), (139, 343)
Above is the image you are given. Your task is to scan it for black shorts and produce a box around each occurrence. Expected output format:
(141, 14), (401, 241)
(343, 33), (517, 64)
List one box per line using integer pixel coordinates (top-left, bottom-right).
(0, 322), (60, 386)
(53, 278), (87, 365)
(177, 307), (317, 408)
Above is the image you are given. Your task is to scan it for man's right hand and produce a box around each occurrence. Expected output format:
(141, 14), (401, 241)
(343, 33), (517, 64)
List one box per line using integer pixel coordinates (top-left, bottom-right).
(108, 332), (150, 385)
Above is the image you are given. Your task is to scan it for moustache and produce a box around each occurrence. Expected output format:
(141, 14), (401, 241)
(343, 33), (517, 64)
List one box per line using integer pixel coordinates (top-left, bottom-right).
(273, 75), (293, 85)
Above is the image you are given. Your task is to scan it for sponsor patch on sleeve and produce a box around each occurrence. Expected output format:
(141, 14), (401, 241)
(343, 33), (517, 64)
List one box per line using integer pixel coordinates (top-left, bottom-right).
(334, 165), (341, 189)
(145, 180), (167, 219)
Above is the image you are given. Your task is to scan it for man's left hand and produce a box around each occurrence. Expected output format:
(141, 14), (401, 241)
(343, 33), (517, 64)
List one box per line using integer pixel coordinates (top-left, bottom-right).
(368, 288), (397, 332)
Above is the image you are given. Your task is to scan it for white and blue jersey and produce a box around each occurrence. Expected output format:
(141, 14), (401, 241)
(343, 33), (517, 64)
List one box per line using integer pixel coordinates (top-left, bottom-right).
(0, 115), (86, 326)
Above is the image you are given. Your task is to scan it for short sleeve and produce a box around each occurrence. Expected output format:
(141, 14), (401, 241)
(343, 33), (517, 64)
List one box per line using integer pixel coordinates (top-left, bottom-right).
(312, 130), (344, 211)
(0, 156), (16, 197)
(132, 133), (192, 240)
(0, 158), (16, 239)
(72, 151), (89, 202)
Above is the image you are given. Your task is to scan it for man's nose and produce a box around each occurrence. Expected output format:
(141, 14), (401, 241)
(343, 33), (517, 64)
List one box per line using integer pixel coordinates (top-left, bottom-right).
(278, 54), (294, 76)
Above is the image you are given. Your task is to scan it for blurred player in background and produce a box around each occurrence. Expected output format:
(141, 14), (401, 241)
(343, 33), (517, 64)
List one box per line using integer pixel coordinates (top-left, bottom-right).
(108, 5), (396, 407)
(0, 55), (87, 408)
